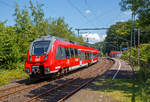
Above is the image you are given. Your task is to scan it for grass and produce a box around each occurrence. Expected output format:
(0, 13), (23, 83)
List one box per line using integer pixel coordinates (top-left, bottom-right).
(135, 66), (140, 71)
(88, 78), (145, 102)
(0, 68), (29, 86)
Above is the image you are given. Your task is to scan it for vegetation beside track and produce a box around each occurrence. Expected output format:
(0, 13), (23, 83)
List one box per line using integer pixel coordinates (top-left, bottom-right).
(0, 0), (84, 70)
(0, 63), (28, 86)
(120, 43), (150, 102)
(89, 78), (144, 102)
(0, 0), (84, 86)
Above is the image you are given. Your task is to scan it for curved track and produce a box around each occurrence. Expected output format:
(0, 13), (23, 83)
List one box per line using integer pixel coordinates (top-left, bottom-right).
(0, 58), (114, 102)
(26, 58), (114, 102)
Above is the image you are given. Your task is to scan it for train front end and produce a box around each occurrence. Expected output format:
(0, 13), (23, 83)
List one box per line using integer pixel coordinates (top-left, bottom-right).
(25, 36), (53, 77)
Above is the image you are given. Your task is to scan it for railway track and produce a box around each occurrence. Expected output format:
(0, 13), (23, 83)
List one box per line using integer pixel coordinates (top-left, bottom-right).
(0, 78), (44, 94)
(0, 68), (83, 100)
(0, 58), (114, 102)
(26, 59), (114, 102)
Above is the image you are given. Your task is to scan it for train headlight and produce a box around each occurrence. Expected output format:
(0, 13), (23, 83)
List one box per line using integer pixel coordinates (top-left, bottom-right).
(44, 55), (48, 61)
(45, 67), (49, 72)
(29, 56), (32, 61)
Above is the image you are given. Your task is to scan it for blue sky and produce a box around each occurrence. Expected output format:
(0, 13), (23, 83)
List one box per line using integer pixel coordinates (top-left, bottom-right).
(0, 0), (131, 43)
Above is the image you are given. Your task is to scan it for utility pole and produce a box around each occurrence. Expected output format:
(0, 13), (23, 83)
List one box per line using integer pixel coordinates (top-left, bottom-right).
(77, 29), (80, 37)
(130, 12), (134, 64)
(133, 15), (136, 48)
(138, 28), (140, 65)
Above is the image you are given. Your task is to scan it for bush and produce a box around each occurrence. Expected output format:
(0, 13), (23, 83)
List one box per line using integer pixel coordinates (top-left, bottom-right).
(0, 66), (29, 86)
(120, 43), (150, 101)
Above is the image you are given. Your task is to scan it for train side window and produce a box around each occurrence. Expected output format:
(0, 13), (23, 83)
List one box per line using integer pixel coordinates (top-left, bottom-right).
(56, 47), (66, 59)
(84, 52), (87, 60)
(81, 52), (85, 60)
(74, 49), (78, 58)
(85, 53), (87, 60)
(61, 47), (66, 59)
(90, 53), (92, 59)
(70, 48), (75, 58)
(88, 53), (90, 59)
(87, 53), (89, 60)
(68, 48), (71, 58)
(78, 50), (81, 59)
(56, 47), (61, 59)
(93, 53), (96, 58)
(93, 53), (95, 58)
(91, 53), (93, 58)
(64, 47), (70, 58)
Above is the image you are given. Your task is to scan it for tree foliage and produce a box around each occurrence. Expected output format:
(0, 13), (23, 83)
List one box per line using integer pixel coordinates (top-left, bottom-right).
(101, 20), (133, 54)
(120, 0), (150, 44)
(0, 0), (83, 69)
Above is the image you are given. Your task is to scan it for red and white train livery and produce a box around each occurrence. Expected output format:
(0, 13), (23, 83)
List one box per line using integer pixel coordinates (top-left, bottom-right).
(25, 36), (100, 77)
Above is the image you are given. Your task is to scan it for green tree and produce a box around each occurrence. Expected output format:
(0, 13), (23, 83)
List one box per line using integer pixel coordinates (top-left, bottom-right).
(0, 0), (84, 70)
(120, 0), (150, 44)
(104, 20), (132, 54)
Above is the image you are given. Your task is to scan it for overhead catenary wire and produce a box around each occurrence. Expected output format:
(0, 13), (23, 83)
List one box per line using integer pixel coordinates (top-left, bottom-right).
(67, 0), (96, 27)
(83, 0), (123, 27)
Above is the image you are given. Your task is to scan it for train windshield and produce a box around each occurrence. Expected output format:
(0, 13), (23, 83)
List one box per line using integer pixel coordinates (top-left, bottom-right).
(31, 41), (50, 56)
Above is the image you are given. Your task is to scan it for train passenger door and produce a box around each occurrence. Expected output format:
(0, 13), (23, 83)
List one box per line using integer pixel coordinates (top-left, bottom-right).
(74, 49), (80, 66)
(64, 47), (71, 67)
(56, 46), (66, 70)
(78, 50), (82, 65)
(80, 52), (85, 65)
(70, 48), (75, 67)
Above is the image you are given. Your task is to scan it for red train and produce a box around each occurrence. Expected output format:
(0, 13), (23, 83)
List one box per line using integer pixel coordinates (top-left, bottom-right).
(25, 36), (100, 78)
(110, 51), (122, 58)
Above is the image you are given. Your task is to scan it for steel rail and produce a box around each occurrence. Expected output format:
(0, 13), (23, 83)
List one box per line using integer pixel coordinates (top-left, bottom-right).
(26, 78), (77, 102)
(26, 59), (113, 102)
(0, 80), (50, 99)
(26, 69), (96, 102)
(0, 79), (40, 93)
(58, 59), (114, 102)
(0, 84), (25, 93)
(57, 75), (99, 102)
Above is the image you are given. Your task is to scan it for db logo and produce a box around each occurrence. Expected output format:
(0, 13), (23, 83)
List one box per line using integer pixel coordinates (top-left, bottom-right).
(67, 60), (70, 64)
(35, 58), (40, 62)
(75, 58), (78, 61)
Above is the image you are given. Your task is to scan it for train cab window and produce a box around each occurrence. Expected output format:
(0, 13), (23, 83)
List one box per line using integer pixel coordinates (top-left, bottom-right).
(70, 48), (75, 58)
(64, 47), (70, 58)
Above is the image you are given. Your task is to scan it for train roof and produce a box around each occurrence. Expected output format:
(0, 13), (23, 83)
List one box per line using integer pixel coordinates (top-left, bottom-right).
(34, 35), (100, 52)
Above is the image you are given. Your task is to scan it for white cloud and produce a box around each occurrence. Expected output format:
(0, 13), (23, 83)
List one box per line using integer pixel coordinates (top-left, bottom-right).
(82, 33), (106, 44)
(85, 10), (91, 14)
(123, 11), (132, 16)
(102, 34), (107, 40)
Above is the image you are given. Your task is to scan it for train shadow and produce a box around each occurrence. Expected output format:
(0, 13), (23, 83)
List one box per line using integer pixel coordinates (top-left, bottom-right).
(15, 64), (92, 85)
(24, 68), (138, 102)
(25, 77), (97, 102)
